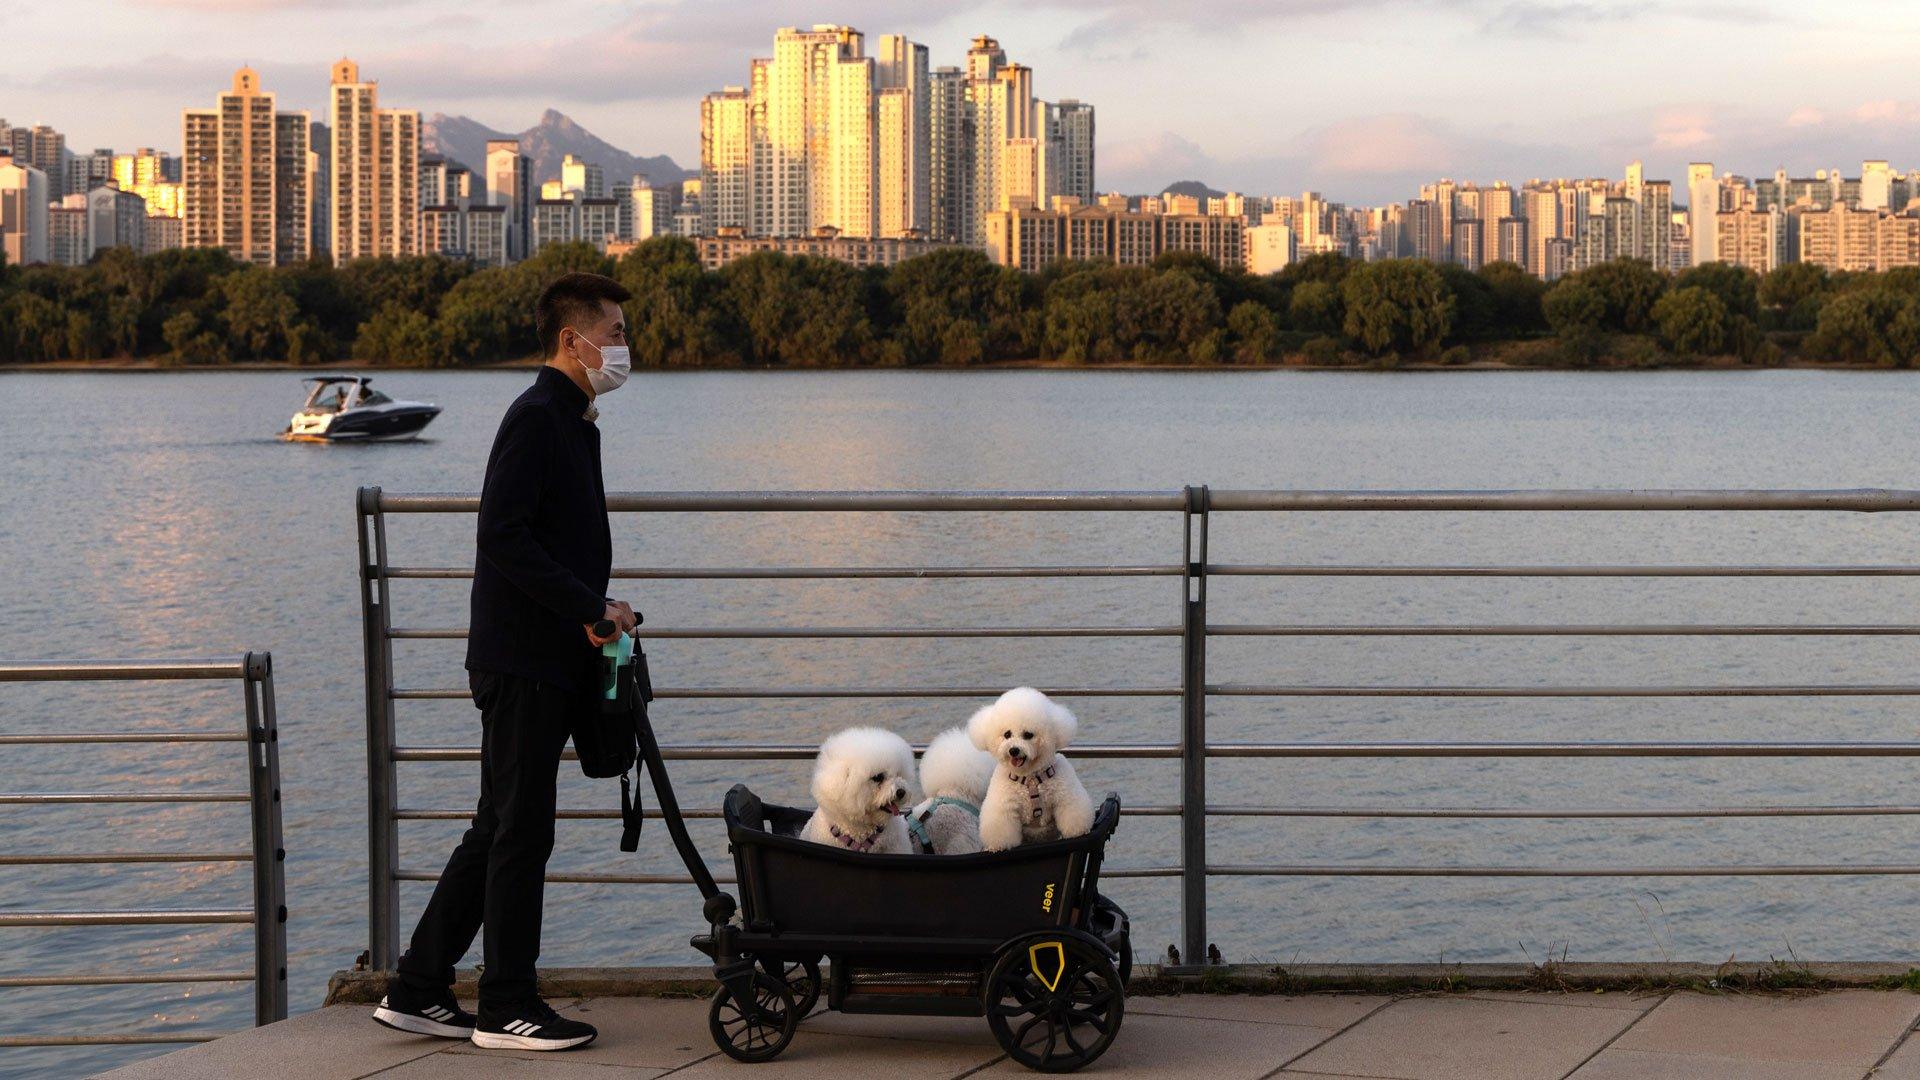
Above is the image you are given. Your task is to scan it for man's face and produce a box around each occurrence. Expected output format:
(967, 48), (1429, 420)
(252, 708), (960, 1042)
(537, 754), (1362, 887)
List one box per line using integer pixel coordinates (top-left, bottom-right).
(568, 299), (628, 370)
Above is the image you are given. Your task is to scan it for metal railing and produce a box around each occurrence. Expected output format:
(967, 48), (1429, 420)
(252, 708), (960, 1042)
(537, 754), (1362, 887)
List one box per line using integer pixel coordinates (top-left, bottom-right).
(358, 486), (1920, 971)
(0, 655), (289, 1048)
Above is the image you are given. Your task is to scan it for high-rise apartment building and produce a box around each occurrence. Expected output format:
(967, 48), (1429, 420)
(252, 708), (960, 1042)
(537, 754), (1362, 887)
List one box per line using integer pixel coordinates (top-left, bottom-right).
(875, 34), (930, 237)
(1686, 163), (1717, 268)
(485, 139), (531, 262)
(1714, 207), (1782, 274)
(182, 67), (312, 265)
(329, 58), (420, 264)
(0, 150), (49, 265)
(113, 149), (183, 219)
(927, 67), (970, 242)
(561, 154), (605, 199)
(700, 87), (753, 235)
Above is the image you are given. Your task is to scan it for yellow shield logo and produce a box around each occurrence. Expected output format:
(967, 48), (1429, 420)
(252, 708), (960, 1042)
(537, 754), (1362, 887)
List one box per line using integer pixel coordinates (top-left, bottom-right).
(1028, 941), (1067, 992)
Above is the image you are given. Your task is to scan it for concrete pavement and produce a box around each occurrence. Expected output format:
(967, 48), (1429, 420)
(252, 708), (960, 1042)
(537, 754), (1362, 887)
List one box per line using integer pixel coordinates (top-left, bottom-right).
(95, 988), (1920, 1079)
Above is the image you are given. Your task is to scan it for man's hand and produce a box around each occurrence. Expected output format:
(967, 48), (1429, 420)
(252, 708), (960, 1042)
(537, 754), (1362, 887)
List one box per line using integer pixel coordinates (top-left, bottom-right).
(585, 601), (637, 646)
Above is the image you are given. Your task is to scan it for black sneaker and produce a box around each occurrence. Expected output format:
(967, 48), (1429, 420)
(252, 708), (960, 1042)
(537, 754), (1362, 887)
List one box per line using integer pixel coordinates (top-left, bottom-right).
(471, 999), (597, 1052)
(372, 983), (477, 1039)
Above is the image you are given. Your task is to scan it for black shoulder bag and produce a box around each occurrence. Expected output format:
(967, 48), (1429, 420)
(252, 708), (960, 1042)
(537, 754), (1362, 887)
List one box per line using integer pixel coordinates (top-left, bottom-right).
(572, 624), (653, 852)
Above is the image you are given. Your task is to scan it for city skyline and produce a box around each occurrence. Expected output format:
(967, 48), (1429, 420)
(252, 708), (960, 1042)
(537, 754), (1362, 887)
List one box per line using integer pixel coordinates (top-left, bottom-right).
(6, 1), (1920, 204)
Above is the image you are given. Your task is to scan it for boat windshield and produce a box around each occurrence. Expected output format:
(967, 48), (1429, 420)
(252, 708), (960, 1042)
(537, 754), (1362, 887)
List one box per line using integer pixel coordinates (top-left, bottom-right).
(361, 389), (392, 406)
(306, 383), (351, 411)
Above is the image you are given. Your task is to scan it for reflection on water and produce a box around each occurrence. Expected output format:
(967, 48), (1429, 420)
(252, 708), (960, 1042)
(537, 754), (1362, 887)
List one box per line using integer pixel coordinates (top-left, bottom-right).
(7, 367), (1920, 1076)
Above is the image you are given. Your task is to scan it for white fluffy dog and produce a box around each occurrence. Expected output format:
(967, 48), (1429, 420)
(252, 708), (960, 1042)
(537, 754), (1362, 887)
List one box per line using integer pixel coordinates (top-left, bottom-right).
(906, 728), (996, 854)
(969, 688), (1094, 851)
(800, 727), (917, 854)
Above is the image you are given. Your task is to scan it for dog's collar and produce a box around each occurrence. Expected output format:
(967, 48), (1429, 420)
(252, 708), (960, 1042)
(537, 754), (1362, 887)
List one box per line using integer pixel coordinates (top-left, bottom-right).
(829, 820), (887, 852)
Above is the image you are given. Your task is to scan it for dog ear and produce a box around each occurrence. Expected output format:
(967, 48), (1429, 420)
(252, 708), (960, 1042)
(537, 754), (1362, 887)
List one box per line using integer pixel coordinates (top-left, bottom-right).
(966, 703), (999, 752)
(1050, 700), (1078, 749)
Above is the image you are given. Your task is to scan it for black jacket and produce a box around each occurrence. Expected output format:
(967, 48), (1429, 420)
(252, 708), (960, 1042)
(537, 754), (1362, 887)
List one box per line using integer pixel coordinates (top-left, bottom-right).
(465, 366), (611, 692)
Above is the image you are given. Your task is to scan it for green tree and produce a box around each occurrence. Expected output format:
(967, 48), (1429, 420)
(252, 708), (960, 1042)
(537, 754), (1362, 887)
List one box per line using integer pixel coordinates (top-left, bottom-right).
(883, 247), (1031, 365)
(615, 237), (738, 366)
(1436, 263), (1494, 342)
(1479, 261), (1548, 336)
(1340, 259), (1454, 355)
(1652, 286), (1730, 355)
(220, 268), (301, 360)
(1568, 259), (1667, 332)
(720, 252), (873, 366)
(355, 302), (447, 366)
(1805, 288), (1920, 366)
(1288, 279), (1343, 334)
(1543, 280), (1606, 340)
(1226, 300), (1282, 363)
(1673, 262), (1759, 320)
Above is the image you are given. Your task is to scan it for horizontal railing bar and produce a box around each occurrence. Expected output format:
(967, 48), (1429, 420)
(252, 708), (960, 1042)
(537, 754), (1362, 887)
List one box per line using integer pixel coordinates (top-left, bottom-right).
(1208, 624), (1920, 636)
(0, 852), (251, 866)
(0, 971), (254, 988)
(391, 624), (1183, 640)
(1208, 684), (1920, 697)
(1207, 563), (1920, 577)
(0, 732), (247, 745)
(377, 490), (1189, 513)
(394, 686), (1182, 700)
(0, 791), (250, 804)
(394, 742), (1180, 763)
(0, 1033), (220, 1047)
(1204, 742), (1920, 757)
(394, 804), (1185, 821)
(1207, 863), (1920, 876)
(387, 565), (1184, 580)
(1207, 804), (1920, 818)
(0, 659), (247, 682)
(399, 865), (1183, 883)
(0, 910), (252, 927)
(1205, 488), (1920, 512)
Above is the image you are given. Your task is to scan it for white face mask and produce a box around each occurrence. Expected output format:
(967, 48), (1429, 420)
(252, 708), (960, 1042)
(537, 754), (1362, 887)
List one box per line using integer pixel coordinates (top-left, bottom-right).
(569, 329), (630, 396)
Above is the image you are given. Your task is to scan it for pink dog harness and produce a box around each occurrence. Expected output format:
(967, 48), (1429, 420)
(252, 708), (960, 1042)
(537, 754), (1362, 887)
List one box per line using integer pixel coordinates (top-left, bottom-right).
(828, 821), (886, 852)
(1014, 764), (1058, 823)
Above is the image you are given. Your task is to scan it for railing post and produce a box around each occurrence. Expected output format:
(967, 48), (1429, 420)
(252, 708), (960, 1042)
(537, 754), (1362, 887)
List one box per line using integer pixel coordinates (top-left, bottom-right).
(242, 651), (289, 1024)
(358, 486), (400, 970)
(1180, 485), (1210, 968)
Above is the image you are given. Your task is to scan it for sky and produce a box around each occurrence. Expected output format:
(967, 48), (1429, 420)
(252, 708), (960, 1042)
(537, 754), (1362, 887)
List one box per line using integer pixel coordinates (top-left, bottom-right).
(5, 0), (1920, 204)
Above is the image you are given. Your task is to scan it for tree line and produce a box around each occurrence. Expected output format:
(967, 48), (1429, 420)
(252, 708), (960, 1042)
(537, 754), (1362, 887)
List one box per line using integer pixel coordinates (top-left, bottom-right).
(5, 237), (1920, 368)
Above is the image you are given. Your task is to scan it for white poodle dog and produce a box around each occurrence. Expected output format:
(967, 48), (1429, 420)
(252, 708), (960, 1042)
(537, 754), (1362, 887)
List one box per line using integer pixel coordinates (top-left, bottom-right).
(800, 726), (917, 854)
(906, 727), (996, 854)
(969, 688), (1094, 852)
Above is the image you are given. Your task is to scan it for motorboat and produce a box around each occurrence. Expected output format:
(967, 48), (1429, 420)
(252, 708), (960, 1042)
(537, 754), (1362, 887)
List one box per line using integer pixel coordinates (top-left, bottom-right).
(284, 376), (441, 442)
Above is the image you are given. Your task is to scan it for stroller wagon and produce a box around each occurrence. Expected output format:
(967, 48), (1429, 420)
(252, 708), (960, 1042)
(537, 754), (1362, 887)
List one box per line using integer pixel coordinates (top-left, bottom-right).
(619, 661), (1133, 1071)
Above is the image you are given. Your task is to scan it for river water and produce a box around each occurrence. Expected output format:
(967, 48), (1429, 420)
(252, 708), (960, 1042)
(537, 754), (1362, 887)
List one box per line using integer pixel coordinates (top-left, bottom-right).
(5, 368), (1920, 1076)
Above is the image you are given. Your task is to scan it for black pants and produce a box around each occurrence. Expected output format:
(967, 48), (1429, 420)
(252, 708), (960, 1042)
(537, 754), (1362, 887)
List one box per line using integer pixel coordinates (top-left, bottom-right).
(396, 670), (576, 1009)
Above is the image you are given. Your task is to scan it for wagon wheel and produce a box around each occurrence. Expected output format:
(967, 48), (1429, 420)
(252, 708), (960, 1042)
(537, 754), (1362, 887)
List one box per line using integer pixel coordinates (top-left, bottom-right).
(757, 955), (823, 1016)
(985, 936), (1124, 1072)
(707, 970), (799, 1063)
(1091, 894), (1133, 987)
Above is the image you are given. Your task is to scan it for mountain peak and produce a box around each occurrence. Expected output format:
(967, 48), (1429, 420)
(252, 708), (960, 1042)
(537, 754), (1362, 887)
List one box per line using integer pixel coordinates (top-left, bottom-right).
(423, 110), (691, 188)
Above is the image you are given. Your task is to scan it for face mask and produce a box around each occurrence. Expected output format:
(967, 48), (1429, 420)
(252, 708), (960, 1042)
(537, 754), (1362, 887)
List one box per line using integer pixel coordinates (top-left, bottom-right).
(569, 329), (631, 396)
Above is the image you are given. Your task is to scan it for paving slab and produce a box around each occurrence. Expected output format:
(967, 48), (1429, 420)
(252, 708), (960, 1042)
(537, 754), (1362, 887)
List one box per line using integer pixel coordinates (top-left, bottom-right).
(93, 1005), (447, 1080)
(1568, 1046), (1866, 1079)
(1867, 1030), (1920, 1078)
(970, 1013), (1339, 1079)
(439, 996), (715, 1071)
(661, 1030), (1000, 1079)
(369, 1053), (669, 1078)
(1285, 995), (1643, 1080)
(1126, 994), (1389, 1028)
(1462, 990), (1663, 1013)
(1611, 990), (1920, 1068)
(797, 1010), (1002, 1045)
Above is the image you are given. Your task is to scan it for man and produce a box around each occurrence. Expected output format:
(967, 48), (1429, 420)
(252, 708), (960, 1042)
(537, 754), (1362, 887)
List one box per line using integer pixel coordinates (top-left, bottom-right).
(374, 272), (636, 1052)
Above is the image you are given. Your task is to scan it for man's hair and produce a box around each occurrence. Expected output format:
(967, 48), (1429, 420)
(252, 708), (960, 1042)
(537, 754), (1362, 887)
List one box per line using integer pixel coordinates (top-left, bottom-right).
(535, 272), (633, 359)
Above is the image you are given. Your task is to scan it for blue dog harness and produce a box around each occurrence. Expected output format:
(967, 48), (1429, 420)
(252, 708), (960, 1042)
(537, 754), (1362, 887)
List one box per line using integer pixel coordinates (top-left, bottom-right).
(906, 796), (981, 854)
